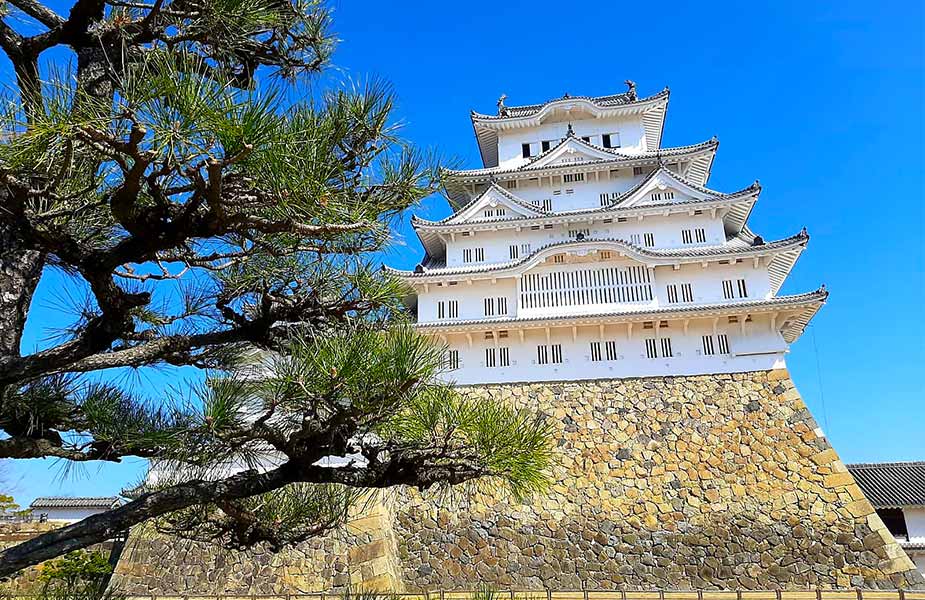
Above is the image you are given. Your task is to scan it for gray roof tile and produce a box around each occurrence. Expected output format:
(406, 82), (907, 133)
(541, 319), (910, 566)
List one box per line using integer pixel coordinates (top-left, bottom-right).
(847, 462), (925, 508)
(30, 496), (120, 509)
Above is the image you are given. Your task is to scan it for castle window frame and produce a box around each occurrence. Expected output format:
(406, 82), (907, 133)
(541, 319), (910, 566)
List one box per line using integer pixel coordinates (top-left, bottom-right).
(445, 349), (460, 370)
(723, 278), (748, 299)
(533, 198), (553, 211)
(590, 341), (602, 362)
(702, 335), (716, 356)
(437, 300), (458, 320)
(602, 132), (621, 149)
(591, 340), (618, 362)
(660, 338), (673, 358)
(667, 284), (679, 304)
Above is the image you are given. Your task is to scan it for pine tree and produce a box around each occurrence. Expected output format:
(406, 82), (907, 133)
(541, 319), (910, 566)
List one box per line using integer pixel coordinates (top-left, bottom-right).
(0, 0), (551, 576)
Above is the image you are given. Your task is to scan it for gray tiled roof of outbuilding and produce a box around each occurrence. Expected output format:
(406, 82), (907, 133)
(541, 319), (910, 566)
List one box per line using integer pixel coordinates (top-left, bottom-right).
(30, 496), (120, 509)
(847, 461), (925, 508)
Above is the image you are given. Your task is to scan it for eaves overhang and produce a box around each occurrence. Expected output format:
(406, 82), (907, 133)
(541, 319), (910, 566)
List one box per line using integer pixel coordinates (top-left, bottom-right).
(412, 289), (827, 345)
(388, 232), (809, 292)
(444, 139), (719, 209)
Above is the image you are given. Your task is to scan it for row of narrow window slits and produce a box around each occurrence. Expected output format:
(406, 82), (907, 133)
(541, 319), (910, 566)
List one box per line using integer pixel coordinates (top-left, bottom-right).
(465, 225), (708, 264)
(438, 278), (748, 320)
(520, 266), (653, 309)
(444, 334), (731, 370)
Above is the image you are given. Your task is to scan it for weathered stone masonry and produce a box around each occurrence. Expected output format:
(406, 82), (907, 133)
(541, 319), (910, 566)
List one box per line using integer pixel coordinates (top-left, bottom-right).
(110, 370), (925, 592)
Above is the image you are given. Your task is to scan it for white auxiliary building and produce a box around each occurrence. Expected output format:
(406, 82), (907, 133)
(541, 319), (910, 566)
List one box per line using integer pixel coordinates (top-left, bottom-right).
(388, 82), (826, 385)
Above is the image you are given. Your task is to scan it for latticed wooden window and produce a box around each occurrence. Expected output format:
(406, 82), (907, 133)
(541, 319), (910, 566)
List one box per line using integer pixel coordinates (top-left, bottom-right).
(445, 349), (460, 370)
(590, 341), (602, 362)
(702, 335), (716, 356)
(660, 338), (673, 358)
(521, 266), (653, 310)
(499, 347), (510, 367)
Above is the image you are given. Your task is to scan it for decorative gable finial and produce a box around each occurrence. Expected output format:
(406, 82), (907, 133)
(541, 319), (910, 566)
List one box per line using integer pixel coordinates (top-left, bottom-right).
(497, 93), (508, 116)
(624, 80), (637, 100)
(566, 123), (575, 137)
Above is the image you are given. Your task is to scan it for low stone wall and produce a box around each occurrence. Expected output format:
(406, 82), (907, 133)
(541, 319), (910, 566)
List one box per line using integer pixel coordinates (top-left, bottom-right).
(109, 370), (925, 593)
(114, 593), (925, 600)
(112, 495), (402, 592)
(0, 521), (114, 590)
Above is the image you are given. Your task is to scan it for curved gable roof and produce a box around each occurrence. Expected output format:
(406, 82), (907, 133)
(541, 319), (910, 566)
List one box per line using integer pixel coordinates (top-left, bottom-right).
(471, 88), (670, 168)
(613, 166), (760, 209)
(444, 138), (719, 208)
(431, 183), (549, 226)
(471, 88), (669, 123)
(420, 166), (759, 236)
(524, 135), (628, 168)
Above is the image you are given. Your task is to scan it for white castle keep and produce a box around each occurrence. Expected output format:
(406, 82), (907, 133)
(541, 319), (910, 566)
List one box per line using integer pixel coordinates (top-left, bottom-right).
(387, 82), (826, 385)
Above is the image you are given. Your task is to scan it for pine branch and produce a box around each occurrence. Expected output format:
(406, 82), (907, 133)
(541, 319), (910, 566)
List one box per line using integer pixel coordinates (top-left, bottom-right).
(7, 0), (65, 29)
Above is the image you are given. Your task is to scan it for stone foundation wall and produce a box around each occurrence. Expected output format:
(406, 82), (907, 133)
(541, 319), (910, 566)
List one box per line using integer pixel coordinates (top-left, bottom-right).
(111, 495), (402, 593)
(109, 370), (925, 592)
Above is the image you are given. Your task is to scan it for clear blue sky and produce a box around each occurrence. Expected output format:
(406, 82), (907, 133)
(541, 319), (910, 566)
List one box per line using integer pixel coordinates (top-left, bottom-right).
(4, 0), (924, 504)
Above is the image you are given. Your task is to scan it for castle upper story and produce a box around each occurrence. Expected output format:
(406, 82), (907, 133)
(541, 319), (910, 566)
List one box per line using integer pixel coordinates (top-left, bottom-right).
(470, 82), (668, 169)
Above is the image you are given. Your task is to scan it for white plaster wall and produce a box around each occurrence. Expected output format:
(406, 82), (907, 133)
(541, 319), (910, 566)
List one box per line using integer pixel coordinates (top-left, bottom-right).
(444, 213), (729, 267)
(33, 507), (111, 523)
(435, 315), (787, 385)
(905, 507), (925, 542)
(507, 173), (646, 213)
(497, 115), (647, 169)
(417, 278), (518, 322)
(416, 259), (773, 325)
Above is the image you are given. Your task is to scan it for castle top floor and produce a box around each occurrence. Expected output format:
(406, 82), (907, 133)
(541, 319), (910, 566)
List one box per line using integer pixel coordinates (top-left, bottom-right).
(471, 83), (669, 169)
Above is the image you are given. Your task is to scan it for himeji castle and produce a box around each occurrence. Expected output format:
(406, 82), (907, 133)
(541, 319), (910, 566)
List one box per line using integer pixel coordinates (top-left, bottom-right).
(387, 82), (827, 385)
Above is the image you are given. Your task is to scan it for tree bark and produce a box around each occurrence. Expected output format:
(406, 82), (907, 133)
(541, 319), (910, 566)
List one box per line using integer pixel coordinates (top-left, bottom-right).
(0, 199), (45, 395)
